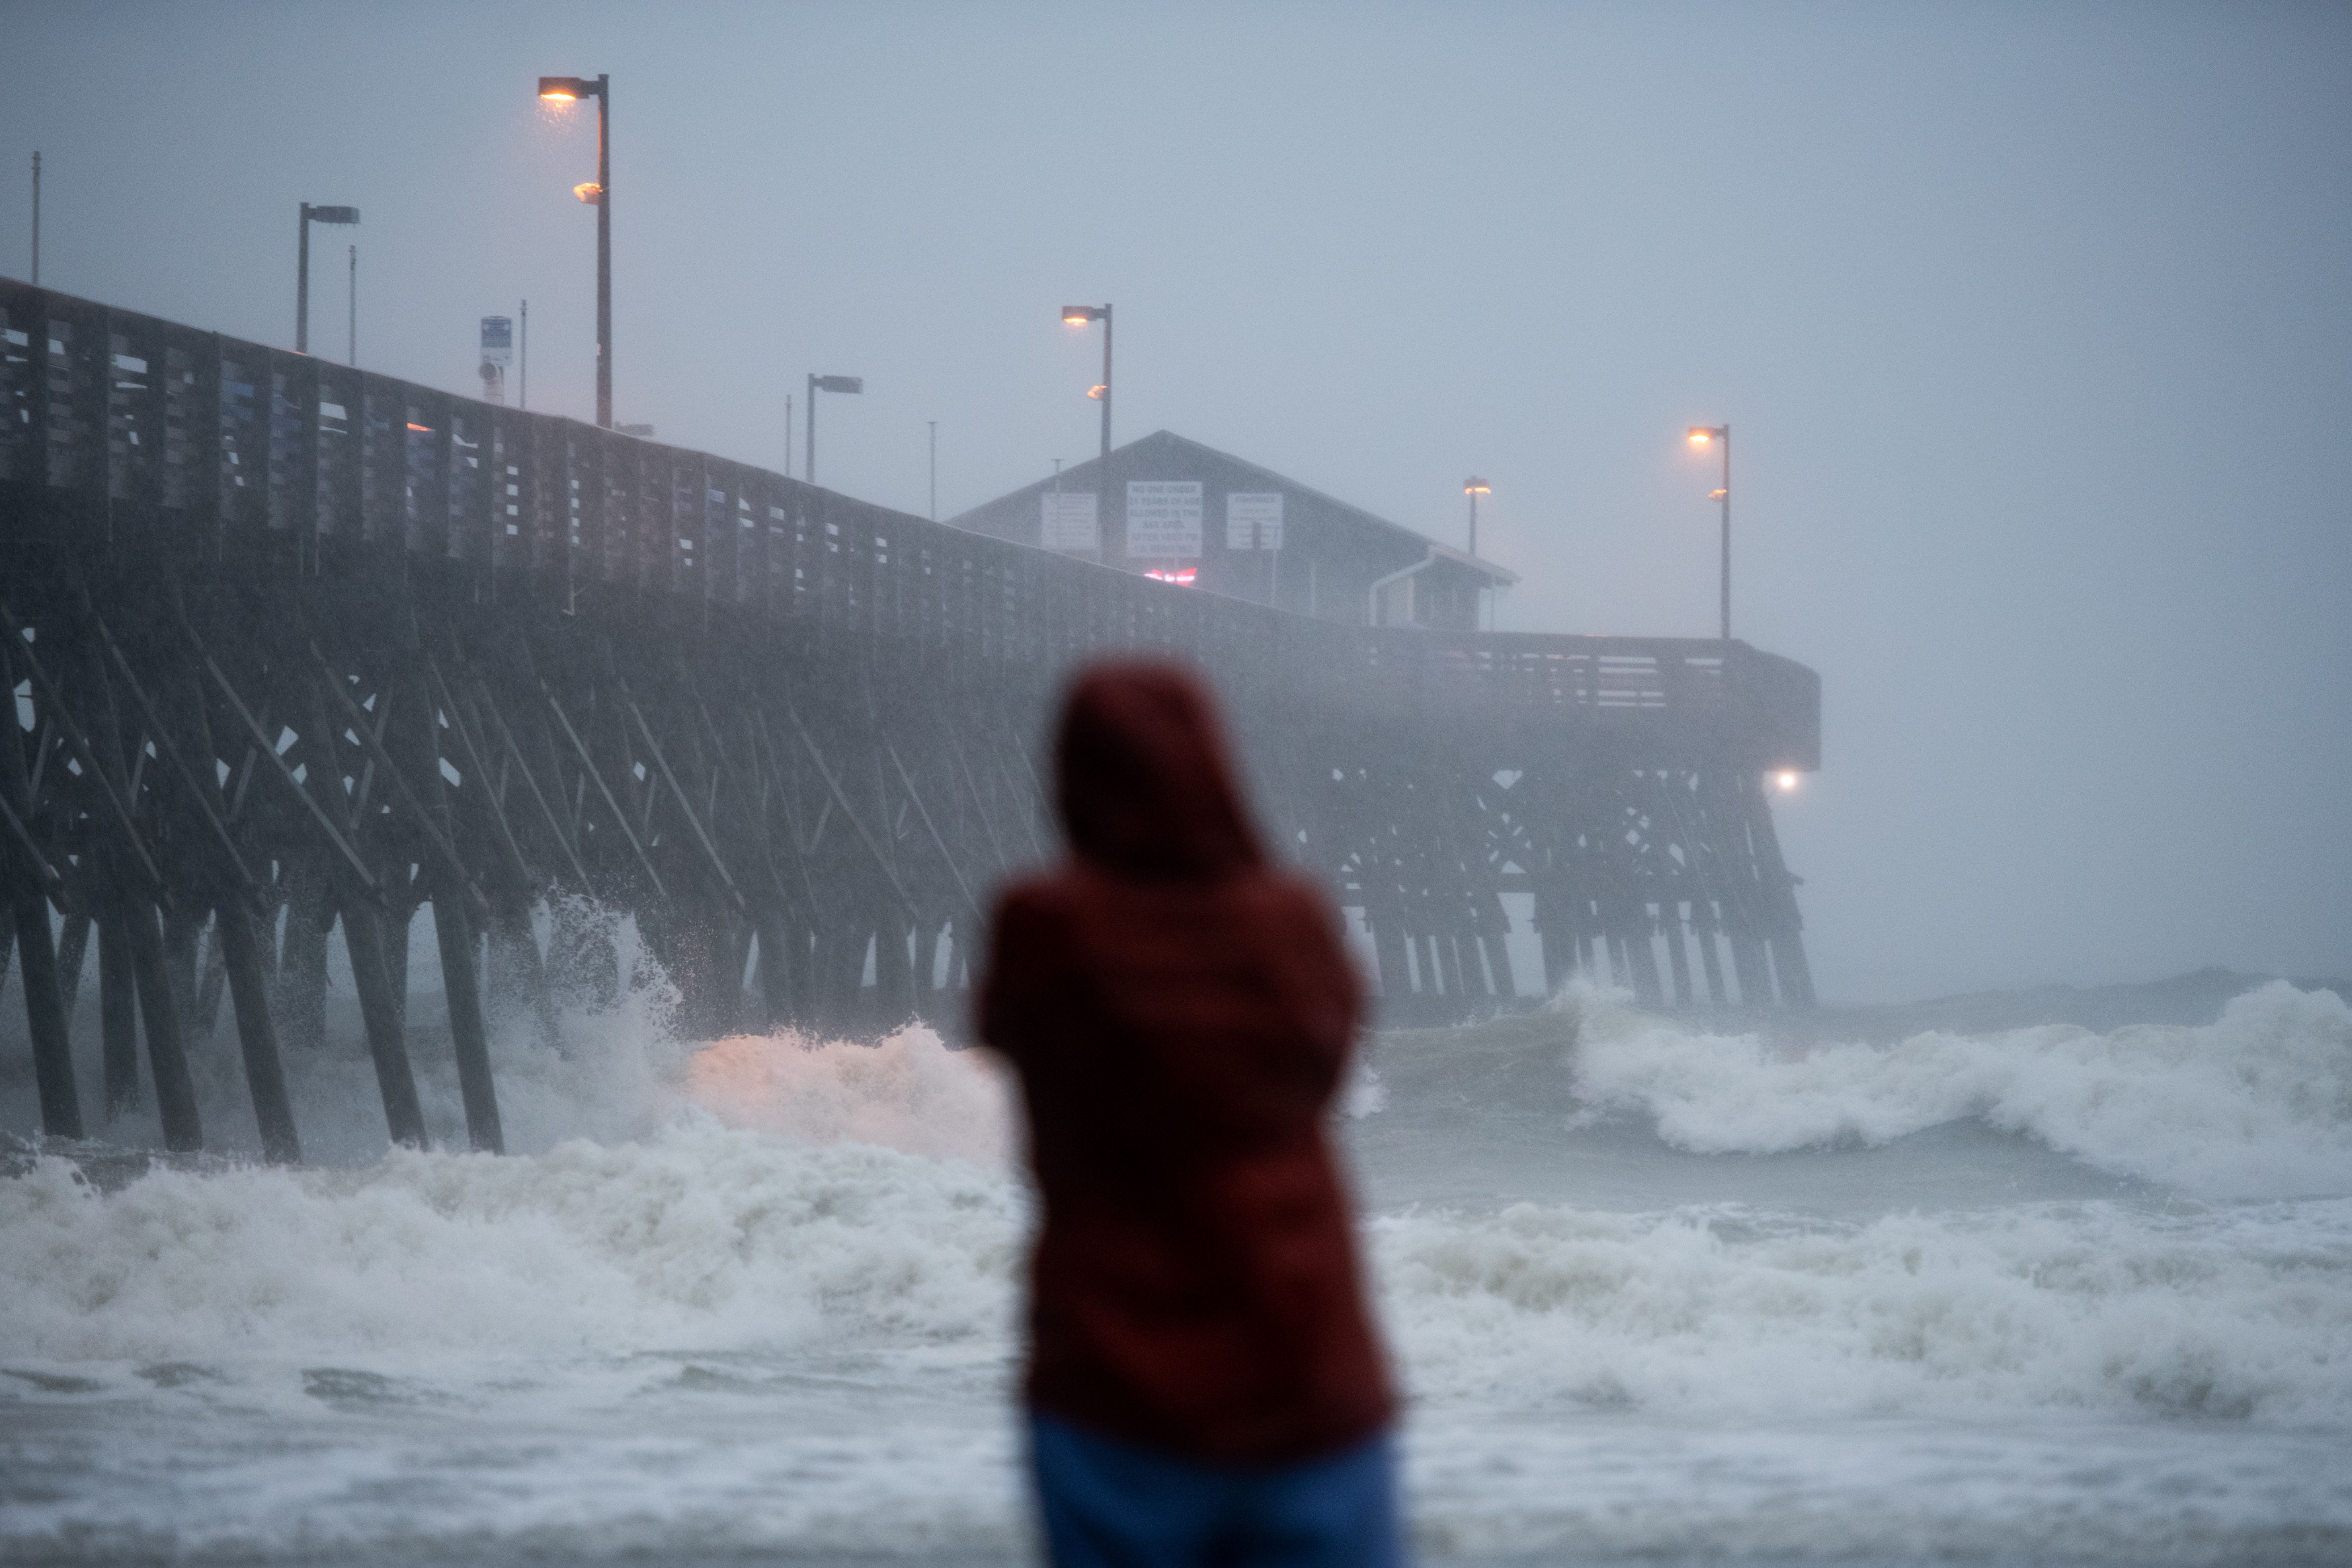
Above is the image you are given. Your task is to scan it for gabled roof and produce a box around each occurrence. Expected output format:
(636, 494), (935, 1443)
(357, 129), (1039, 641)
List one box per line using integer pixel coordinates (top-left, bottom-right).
(947, 430), (1521, 587)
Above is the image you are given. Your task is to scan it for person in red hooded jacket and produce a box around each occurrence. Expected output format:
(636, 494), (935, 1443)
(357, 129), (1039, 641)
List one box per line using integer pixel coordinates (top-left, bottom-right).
(980, 661), (1402, 1568)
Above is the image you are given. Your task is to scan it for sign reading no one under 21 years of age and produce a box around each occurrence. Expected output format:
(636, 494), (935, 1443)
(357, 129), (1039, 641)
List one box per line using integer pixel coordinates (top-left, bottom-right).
(1126, 481), (1203, 558)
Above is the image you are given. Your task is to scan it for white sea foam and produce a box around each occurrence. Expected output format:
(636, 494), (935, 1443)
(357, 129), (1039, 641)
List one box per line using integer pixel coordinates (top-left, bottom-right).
(7, 986), (2352, 1562)
(1376, 1195), (2352, 1425)
(20, 908), (698, 1164)
(1567, 979), (2352, 1198)
(6, 1084), (2347, 1430)
(0, 1121), (1023, 1369)
(685, 1022), (1015, 1167)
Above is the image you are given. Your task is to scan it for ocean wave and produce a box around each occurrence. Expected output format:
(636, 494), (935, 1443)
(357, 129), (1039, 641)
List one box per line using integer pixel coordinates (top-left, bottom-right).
(0, 1120), (1025, 1368)
(1376, 1194), (2352, 1425)
(685, 1023), (1015, 1166)
(1567, 980), (2352, 1198)
(6, 1113), (2348, 1430)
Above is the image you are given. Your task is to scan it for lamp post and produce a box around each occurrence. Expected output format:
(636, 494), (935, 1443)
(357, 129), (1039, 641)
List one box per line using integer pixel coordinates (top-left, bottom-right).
(1688, 424), (1731, 641)
(295, 202), (359, 353)
(1060, 305), (1112, 464)
(805, 374), (862, 487)
(538, 74), (611, 428)
(1464, 477), (1494, 629)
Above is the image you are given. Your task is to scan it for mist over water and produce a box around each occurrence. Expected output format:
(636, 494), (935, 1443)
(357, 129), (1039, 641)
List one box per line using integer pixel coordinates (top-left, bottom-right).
(3, 946), (2347, 1565)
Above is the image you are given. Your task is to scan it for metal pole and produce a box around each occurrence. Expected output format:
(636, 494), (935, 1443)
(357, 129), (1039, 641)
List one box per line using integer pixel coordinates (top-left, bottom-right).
(29, 152), (38, 286)
(1720, 425), (1731, 642)
(928, 420), (937, 520)
(296, 203), (311, 353)
(1468, 490), (1478, 558)
(785, 394), (793, 478)
(1099, 303), (1113, 464)
(806, 373), (817, 486)
(520, 299), (528, 410)
(595, 74), (611, 430)
(347, 244), (356, 364)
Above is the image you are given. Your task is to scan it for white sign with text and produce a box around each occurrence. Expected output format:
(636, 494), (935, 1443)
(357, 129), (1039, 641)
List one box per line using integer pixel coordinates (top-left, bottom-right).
(1226, 492), (1284, 551)
(1126, 481), (1204, 558)
(1040, 491), (1100, 552)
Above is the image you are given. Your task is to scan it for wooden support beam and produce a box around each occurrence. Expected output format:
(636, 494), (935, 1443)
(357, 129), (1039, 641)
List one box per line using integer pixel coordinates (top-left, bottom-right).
(0, 651), (83, 1139)
(1694, 904), (1728, 1009)
(276, 862), (332, 1051)
(1663, 902), (1696, 1007)
(388, 627), (502, 1154)
(121, 894), (203, 1152)
(89, 610), (265, 905)
(546, 689), (670, 902)
(471, 678), (593, 893)
(0, 596), (163, 892)
(786, 703), (917, 918)
(887, 744), (980, 920)
(310, 646), (492, 928)
(193, 641), (382, 901)
(423, 654), (533, 902)
(98, 915), (139, 1117)
(169, 648), (299, 1164)
(946, 733), (1012, 878)
(0, 785), (63, 900)
(66, 625), (204, 1152)
(621, 685), (742, 915)
(289, 666), (429, 1149)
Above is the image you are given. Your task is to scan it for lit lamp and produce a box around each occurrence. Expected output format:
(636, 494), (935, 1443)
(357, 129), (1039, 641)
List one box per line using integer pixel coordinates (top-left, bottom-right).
(1687, 424), (1730, 641)
(295, 203), (360, 354)
(538, 74), (612, 428)
(805, 374), (863, 487)
(1463, 477), (1491, 557)
(1060, 305), (1112, 465)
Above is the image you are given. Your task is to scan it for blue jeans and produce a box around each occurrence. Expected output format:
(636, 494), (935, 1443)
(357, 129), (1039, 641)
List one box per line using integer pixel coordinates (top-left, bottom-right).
(1027, 1411), (1405, 1568)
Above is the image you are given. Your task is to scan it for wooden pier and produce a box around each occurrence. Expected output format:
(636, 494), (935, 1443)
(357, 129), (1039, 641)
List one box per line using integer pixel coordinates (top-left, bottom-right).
(1, 279), (1819, 1158)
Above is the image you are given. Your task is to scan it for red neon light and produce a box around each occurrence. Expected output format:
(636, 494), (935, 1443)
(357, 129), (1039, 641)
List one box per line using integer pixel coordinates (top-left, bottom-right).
(1144, 567), (1198, 586)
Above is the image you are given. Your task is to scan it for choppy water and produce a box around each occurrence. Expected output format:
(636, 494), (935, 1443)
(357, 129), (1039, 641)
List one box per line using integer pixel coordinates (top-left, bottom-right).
(3, 965), (2349, 1566)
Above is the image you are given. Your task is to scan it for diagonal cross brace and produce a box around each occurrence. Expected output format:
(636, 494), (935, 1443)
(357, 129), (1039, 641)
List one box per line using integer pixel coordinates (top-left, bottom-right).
(309, 647), (492, 926)
(787, 703), (916, 918)
(546, 689), (670, 903)
(619, 685), (742, 915)
(0, 597), (164, 891)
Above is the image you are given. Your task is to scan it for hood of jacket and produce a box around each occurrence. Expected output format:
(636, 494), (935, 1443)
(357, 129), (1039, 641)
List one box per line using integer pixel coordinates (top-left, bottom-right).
(1052, 662), (1263, 881)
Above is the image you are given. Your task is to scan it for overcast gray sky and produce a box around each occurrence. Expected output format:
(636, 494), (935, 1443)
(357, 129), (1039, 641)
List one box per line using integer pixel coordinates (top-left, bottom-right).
(4, 1), (2346, 1002)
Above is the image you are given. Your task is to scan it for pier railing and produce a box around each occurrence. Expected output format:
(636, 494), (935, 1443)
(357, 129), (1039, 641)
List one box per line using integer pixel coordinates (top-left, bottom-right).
(0, 279), (1815, 772)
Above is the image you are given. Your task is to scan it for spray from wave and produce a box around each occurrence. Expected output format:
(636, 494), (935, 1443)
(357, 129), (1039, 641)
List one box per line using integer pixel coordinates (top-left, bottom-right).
(4, 969), (2352, 1563)
(685, 1023), (1014, 1168)
(1564, 979), (2352, 1199)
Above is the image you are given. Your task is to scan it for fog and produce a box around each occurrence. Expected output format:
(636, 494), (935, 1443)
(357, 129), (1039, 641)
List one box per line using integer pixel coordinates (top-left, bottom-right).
(4, 0), (2345, 1002)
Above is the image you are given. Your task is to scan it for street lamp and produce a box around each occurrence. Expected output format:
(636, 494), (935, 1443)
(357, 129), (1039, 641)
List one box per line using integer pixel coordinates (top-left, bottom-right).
(538, 74), (611, 428)
(805, 374), (862, 487)
(1463, 477), (1491, 557)
(295, 203), (359, 354)
(1688, 424), (1730, 641)
(1061, 305), (1111, 465)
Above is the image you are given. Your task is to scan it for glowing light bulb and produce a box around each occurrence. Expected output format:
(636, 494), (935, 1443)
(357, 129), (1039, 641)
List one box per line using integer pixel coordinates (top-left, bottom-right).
(1776, 771), (1799, 792)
